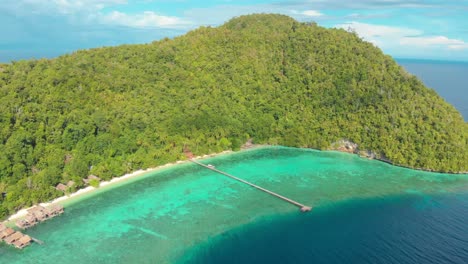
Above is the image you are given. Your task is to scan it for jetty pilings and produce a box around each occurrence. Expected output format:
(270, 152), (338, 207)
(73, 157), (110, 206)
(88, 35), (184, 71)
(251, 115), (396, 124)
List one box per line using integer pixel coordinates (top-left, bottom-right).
(190, 160), (311, 212)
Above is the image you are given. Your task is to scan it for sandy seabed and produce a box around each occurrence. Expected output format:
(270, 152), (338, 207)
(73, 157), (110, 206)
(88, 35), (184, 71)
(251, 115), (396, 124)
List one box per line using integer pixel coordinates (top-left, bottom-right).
(6, 151), (233, 222)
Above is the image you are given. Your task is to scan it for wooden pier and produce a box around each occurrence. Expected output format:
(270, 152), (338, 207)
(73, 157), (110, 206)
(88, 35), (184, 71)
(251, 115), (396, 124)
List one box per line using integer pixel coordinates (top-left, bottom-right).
(190, 160), (311, 212)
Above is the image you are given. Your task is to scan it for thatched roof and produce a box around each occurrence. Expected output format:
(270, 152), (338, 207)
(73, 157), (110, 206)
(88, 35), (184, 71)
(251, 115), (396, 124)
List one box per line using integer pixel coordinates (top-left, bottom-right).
(56, 183), (68, 192)
(27, 205), (46, 215)
(67, 180), (75, 187)
(49, 204), (64, 214)
(13, 235), (32, 249)
(0, 227), (15, 239)
(88, 175), (100, 180)
(25, 214), (37, 223)
(83, 175), (101, 184)
(15, 219), (29, 229)
(18, 235), (32, 244)
(0, 223), (6, 232)
(4, 231), (23, 244)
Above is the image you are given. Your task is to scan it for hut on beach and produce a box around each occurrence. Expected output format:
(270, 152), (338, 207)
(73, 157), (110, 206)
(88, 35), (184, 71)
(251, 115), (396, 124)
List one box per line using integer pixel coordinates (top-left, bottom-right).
(56, 181), (75, 192)
(55, 183), (68, 192)
(4, 231), (23, 244)
(83, 175), (101, 185)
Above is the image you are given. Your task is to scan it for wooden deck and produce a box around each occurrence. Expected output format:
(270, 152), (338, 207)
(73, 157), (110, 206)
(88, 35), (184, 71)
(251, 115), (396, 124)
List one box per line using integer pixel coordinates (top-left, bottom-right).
(190, 160), (312, 212)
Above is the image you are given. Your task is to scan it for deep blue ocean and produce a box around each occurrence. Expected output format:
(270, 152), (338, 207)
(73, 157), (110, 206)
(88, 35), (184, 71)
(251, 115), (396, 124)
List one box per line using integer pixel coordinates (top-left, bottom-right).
(398, 59), (468, 121)
(187, 194), (468, 264)
(181, 60), (468, 264)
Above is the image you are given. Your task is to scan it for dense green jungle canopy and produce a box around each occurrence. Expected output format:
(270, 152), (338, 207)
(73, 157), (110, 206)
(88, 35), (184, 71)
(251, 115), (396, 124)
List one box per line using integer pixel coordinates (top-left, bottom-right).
(0, 14), (466, 218)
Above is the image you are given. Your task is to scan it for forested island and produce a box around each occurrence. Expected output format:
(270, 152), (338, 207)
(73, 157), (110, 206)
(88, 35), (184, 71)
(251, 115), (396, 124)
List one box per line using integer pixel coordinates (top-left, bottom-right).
(0, 14), (466, 218)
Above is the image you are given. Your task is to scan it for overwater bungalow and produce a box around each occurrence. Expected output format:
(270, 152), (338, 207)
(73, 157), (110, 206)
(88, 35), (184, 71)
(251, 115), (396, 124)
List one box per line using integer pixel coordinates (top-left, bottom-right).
(13, 235), (32, 249)
(4, 231), (23, 244)
(48, 204), (64, 216)
(15, 219), (29, 229)
(16, 204), (65, 229)
(28, 206), (48, 221)
(15, 213), (36, 229)
(0, 222), (36, 249)
(0, 227), (15, 240)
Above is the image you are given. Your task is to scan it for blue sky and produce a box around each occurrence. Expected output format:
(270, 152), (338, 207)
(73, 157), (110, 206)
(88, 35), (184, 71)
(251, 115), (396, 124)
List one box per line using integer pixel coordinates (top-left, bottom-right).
(1, 0), (468, 62)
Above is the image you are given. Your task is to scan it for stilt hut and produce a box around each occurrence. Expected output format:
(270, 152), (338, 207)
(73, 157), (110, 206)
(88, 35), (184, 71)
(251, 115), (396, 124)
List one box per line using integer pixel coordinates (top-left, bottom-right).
(16, 204), (65, 229)
(0, 227), (15, 240)
(50, 204), (64, 216)
(13, 235), (32, 249)
(27, 206), (48, 221)
(16, 214), (38, 229)
(4, 231), (23, 244)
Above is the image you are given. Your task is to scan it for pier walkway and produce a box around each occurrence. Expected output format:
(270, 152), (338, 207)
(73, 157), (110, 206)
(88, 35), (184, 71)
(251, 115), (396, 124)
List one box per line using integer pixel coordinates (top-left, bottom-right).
(190, 159), (311, 212)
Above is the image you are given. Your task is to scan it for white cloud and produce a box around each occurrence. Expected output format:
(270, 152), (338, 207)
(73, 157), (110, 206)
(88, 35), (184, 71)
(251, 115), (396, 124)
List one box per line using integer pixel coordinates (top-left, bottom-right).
(8, 0), (127, 14)
(400, 35), (467, 47)
(448, 44), (468, 50)
(101, 11), (192, 29)
(335, 21), (468, 53)
(301, 10), (324, 17)
(4, 0), (191, 29)
(53, 0), (127, 13)
(336, 21), (421, 40)
(335, 21), (421, 46)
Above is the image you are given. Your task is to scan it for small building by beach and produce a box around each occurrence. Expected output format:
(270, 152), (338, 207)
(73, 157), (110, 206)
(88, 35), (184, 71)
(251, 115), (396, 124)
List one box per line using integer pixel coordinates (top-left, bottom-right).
(55, 183), (68, 192)
(56, 181), (75, 192)
(83, 175), (101, 184)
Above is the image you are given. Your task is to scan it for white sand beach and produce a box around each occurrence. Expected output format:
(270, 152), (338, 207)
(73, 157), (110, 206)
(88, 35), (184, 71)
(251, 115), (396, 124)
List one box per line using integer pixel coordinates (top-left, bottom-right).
(7, 150), (233, 222)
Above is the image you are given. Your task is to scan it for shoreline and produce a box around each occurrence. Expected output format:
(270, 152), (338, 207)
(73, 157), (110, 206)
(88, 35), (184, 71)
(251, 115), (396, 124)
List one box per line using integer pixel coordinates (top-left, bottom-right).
(6, 149), (240, 223)
(5, 144), (465, 223)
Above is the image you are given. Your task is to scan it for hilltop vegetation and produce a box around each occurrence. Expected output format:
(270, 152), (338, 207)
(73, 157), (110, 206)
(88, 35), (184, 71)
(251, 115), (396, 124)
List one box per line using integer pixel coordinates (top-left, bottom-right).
(0, 14), (466, 218)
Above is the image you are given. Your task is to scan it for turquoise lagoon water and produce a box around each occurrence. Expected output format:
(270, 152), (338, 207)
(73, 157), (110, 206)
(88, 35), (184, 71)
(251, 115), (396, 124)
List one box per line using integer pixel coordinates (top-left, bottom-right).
(1, 147), (467, 263)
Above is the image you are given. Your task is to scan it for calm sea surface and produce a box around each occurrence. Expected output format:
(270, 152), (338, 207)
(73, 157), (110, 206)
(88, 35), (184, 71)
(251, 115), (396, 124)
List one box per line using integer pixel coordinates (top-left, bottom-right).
(184, 194), (468, 264)
(1, 147), (467, 263)
(398, 59), (468, 121)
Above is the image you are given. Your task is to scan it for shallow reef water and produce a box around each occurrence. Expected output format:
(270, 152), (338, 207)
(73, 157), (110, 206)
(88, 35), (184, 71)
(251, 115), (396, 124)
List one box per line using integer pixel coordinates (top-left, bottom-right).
(1, 146), (467, 263)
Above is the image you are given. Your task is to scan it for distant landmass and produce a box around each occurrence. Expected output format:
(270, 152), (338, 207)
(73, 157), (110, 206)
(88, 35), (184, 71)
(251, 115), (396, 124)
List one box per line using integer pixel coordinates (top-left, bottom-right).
(0, 14), (466, 218)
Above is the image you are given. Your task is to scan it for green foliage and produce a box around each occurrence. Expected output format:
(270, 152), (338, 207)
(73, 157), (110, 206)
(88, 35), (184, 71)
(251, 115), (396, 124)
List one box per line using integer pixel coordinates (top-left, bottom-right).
(89, 179), (100, 188)
(0, 14), (466, 218)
